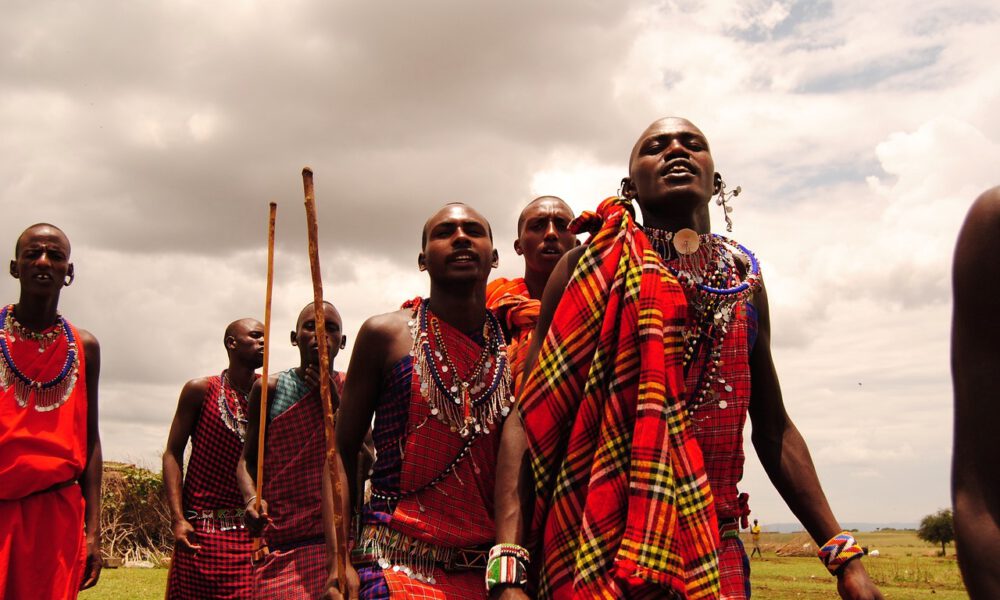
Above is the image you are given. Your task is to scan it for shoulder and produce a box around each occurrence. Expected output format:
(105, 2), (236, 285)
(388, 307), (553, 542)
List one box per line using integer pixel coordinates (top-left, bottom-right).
(358, 309), (411, 343)
(74, 327), (100, 357)
(181, 376), (215, 397)
(956, 187), (1000, 259)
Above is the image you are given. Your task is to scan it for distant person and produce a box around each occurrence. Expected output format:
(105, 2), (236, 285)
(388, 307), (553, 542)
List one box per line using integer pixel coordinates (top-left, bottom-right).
(750, 519), (763, 558)
(951, 185), (1000, 599)
(0, 223), (103, 598)
(486, 196), (576, 391)
(163, 318), (264, 598)
(237, 302), (346, 599)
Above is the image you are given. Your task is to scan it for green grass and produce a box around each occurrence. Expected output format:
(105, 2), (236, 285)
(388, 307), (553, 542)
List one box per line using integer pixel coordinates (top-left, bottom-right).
(78, 531), (967, 599)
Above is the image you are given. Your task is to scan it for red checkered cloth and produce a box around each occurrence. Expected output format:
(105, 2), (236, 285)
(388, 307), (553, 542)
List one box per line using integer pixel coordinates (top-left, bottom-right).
(486, 277), (538, 392)
(253, 368), (344, 599)
(167, 374), (255, 599)
(252, 540), (327, 600)
(520, 197), (720, 599)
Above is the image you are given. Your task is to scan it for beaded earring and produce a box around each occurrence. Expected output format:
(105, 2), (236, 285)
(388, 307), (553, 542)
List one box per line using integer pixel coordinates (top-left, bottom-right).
(715, 178), (741, 233)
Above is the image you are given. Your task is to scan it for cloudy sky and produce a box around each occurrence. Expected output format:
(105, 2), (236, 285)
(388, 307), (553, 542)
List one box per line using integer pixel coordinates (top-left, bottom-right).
(3, 0), (997, 527)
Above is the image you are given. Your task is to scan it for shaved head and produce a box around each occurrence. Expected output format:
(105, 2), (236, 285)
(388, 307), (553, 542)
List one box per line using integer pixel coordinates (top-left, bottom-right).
(629, 117), (707, 172)
(224, 318), (263, 345)
(296, 301), (341, 330)
(421, 202), (493, 248)
(517, 196), (573, 234)
(14, 223), (70, 257)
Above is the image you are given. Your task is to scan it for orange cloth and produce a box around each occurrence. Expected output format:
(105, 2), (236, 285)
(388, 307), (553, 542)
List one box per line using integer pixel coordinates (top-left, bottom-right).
(485, 277), (539, 392)
(0, 321), (89, 599)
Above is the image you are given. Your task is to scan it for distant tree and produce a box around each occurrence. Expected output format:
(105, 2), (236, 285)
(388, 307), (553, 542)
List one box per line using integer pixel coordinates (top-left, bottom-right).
(917, 509), (955, 556)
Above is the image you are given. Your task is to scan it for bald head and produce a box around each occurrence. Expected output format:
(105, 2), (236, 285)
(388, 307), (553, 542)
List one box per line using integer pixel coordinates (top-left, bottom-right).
(421, 202), (493, 248)
(14, 223), (70, 257)
(629, 117), (707, 172)
(296, 301), (341, 330)
(224, 318), (263, 345)
(517, 196), (573, 234)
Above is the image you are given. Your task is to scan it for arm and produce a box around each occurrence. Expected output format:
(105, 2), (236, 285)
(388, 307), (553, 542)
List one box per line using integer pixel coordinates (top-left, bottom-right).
(77, 329), (103, 590)
(951, 187), (1000, 599)
(162, 379), (210, 552)
(747, 282), (882, 600)
(493, 247), (583, 599)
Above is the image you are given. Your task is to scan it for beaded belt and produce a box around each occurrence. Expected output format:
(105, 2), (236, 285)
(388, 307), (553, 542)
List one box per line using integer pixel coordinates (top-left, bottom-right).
(719, 517), (741, 541)
(353, 524), (488, 583)
(184, 508), (246, 532)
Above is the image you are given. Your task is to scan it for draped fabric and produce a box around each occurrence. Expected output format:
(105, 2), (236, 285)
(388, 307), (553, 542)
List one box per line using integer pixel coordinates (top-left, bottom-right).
(486, 277), (539, 392)
(356, 299), (503, 599)
(253, 368), (345, 599)
(0, 318), (88, 600)
(520, 197), (720, 599)
(167, 374), (255, 599)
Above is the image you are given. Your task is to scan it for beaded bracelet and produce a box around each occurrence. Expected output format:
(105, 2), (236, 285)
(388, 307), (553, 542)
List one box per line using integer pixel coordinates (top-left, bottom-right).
(818, 532), (864, 575)
(485, 544), (530, 591)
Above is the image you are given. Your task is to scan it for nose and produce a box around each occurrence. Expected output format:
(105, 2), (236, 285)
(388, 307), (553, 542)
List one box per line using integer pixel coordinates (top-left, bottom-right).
(452, 227), (472, 247)
(663, 137), (689, 158)
(543, 221), (559, 240)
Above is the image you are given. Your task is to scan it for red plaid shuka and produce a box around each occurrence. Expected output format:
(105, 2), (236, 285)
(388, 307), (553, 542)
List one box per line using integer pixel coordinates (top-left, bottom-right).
(486, 277), (538, 392)
(167, 374), (255, 599)
(520, 197), (720, 599)
(253, 368), (345, 600)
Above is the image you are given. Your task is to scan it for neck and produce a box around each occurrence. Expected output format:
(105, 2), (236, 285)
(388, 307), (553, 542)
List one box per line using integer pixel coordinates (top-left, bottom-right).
(426, 281), (487, 333)
(522, 267), (550, 300)
(12, 293), (61, 331)
(226, 360), (257, 392)
(640, 203), (711, 234)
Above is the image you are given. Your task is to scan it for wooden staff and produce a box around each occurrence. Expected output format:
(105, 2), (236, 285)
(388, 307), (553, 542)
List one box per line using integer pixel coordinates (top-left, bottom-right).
(301, 167), (348, 592)
(253, 202), (277, 555)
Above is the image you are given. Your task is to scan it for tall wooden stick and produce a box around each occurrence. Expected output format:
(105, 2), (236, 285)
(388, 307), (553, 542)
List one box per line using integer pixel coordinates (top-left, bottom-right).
(253, 202), (277, 553)
(301, 167), (348, 591)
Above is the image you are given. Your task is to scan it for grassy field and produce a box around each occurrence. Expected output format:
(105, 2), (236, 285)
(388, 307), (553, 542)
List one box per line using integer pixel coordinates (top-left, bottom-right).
(79, 530), (966, 599)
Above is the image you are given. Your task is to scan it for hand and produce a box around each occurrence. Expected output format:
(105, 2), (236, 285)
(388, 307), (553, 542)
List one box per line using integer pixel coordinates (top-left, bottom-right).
(172, 519), (202, 552)
(304, 365), (341, 411)
(322, 562), (360, 600)
(491, 586), (532, 600)
(79, 534), (102, 590)
(245, 498), (271, 537)
(837, 560), (884, 600)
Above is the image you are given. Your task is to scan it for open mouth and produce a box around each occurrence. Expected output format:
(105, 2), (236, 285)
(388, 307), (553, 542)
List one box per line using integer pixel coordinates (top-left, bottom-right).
(447, 252), (478, 264)
(540, 247), (563, 256)
(661, 160), (696, 177)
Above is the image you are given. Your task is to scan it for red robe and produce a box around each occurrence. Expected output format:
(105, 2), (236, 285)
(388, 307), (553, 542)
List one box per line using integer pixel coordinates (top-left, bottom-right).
(0, 318), (88, 600)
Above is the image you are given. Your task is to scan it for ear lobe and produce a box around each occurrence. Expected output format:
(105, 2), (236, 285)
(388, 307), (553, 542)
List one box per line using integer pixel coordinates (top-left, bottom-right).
(491, 249), (499, 269)
(225, 336), (237, 350)
(9, 261), (18, 279)
(513, 239), (523, 256)
(290, 331), (298, 346)
(621, 177), (636, 200)
(714, 173), (722, 195)
(340, 336), (347, 349)
(417, 253), (427, 272)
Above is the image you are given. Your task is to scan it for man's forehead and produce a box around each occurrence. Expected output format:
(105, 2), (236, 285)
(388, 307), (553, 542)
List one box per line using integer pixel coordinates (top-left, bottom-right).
(428, 205), (487, 228)
(522, 198), (573, 219)
(297, 304), (341, 326)
(18, 227), (70, 250)
(638, 118), (705, 142)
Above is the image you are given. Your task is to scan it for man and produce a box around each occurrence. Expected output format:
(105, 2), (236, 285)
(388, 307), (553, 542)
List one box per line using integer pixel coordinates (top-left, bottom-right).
(749, 520), (762, 559)
(329, 203), (511, 599)
(237, 302), (347, 599)
(0, 223), (102, 599)
(486, 196), (576, 390)
(163, 318), (265, 598)
(495, 119), (883, 599)
(951, 185), (1000, 599)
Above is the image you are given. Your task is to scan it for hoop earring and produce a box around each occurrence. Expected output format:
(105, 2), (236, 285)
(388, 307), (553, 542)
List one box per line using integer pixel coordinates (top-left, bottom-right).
(715, 179), (741, 232)
(63, 273), (75, 287)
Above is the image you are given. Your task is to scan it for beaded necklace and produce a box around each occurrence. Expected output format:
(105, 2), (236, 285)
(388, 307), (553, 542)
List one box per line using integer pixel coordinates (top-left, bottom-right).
(0, 304), (79, 411)
(409, 299), (514, 439)
(217, 370), (249, 442)
(644, 229), (761, 412)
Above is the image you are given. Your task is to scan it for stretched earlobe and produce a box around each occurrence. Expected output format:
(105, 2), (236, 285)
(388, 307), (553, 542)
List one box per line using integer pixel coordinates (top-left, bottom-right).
(9, 261), (18, 279)
(714, 172), (723, 195)
(417, 253), (427, 272)
(491, 249), (499, 269)
(340, 336), (347, 350)
(290, 331), (298, 346)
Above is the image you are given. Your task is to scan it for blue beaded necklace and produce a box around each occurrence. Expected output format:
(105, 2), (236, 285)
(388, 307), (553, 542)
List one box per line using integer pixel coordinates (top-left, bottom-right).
(0, 304), (79, 411)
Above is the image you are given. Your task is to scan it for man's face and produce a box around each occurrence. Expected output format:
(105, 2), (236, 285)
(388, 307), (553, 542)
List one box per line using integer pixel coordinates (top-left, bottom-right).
(626, 118), (717, 207)
(228, 319), (265, 369)
(419, 204), (497, 284)
(10, 226), (72, 294)
(515, 198), (576, 277)
(292, 304), (344, 366)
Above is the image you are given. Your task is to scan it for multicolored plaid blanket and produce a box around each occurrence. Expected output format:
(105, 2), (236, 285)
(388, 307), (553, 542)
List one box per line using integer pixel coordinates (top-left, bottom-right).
(520, 197), (720, 599)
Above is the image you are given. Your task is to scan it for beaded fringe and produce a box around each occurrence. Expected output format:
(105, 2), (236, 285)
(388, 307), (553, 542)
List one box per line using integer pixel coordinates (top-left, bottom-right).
(0, 362), (78, 412)
(359, 525), (448, 584)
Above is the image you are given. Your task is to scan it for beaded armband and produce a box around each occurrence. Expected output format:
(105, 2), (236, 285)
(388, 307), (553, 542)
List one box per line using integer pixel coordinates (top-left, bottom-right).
(818, 532), (864, 575)
(485, 544), (530, 591)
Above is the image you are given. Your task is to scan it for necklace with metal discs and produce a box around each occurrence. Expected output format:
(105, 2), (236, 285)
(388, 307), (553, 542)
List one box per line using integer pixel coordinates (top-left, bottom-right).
(644, 230), (761, 412)
(217, 370), (249, 441)
(408, 299), (515, 438)
(0, 304), (80, 411)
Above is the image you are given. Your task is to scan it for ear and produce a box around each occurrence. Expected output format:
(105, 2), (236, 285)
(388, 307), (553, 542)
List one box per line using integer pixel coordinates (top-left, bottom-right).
(491, 249), (499, 269)
(9, 260), (18, 279)
(67, 263), (75, 279)
(290, 331), (298, 346)
(225, 335), (237, 351)
(513, 238), (523, 256)
(714, 172), (722, 195)
(417, 252), (427, 272)
(339, 336), (347, 350)
(621, 177), (637, 200)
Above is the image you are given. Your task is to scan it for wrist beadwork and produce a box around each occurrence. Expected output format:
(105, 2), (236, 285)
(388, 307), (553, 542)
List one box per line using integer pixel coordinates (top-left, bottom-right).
(818, 531), (864, 575)
(485, 544), (530, 591)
